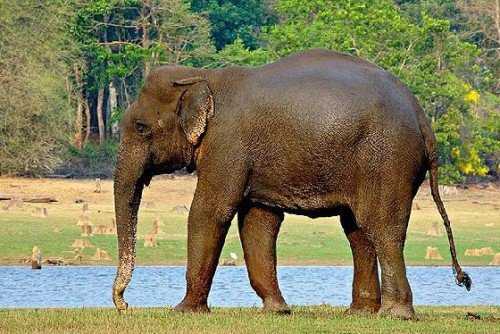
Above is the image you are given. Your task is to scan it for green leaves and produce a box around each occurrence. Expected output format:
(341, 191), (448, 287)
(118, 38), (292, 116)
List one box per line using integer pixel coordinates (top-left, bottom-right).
(190, 0), (277, 50)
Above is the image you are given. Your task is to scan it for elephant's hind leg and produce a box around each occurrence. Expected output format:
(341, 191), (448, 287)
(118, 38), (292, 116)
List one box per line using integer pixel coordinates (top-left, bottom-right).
(238, 205), (290, 314)
(340, 210), (381, 314)
(357, 198), (415, 320)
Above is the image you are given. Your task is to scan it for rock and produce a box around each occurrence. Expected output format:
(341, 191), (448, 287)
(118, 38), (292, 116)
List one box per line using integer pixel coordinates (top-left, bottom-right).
(426, 221), (443, 237)
(464, 247), (495, 257)
(92, 248), (112, 261)
(465, 312), (481, 320)
(425, 246), (443, 260)
(74, 198), (85, 204)
(43, 257), (65, 266)
(23, 197), (57, 203)
(489, 253), (500, 265)
(220, 259), (236, 266)
(31, 246), (42, 269)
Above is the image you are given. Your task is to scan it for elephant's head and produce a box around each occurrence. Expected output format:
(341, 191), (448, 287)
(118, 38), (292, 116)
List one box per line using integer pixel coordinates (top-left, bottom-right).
(112, 67), (214, 311)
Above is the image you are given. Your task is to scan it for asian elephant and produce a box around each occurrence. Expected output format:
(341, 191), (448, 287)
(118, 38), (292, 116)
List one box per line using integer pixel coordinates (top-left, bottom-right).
(112, 49), (470, 320)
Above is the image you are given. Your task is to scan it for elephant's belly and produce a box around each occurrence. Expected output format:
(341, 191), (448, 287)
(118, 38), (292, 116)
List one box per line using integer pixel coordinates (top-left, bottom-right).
(247, 185), (350, 217)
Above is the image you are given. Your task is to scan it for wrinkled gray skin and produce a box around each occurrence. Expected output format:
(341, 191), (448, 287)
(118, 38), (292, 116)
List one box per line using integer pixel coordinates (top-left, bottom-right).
(113, 49), (470, 320)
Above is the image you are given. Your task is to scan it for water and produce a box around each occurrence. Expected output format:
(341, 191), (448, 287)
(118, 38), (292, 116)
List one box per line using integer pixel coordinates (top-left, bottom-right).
(0, 266), (498, 308)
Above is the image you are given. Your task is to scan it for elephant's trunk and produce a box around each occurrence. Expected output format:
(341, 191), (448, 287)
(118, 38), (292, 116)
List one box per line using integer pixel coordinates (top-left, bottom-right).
(112, 142), (148, 311)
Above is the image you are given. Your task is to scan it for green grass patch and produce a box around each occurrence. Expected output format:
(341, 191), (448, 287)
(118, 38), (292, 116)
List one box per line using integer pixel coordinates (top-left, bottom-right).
(0, 178), (499, 266)
(0, 306), (498, 334)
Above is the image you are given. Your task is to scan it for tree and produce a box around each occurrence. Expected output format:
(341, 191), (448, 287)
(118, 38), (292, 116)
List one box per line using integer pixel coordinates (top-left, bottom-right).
(72, 0), (215, 145)
(457, 0), (500, 93)
(190, 0), (277, 50)
(0, 0), (80, 175)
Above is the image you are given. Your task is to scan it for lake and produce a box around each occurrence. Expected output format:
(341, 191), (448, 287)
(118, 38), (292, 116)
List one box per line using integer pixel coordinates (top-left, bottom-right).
(0, 266), (498, 308)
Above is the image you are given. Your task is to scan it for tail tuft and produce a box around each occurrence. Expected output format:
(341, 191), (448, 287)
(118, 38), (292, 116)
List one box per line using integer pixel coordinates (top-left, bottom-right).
(456, 270), (472, 291)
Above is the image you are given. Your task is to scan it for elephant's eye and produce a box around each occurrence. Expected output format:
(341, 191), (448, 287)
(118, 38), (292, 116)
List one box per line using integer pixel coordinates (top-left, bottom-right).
(135, 120), (149, 135)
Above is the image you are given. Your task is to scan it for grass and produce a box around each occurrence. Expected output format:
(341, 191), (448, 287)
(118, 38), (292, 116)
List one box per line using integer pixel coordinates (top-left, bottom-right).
(0, 176), (499, 266)
(0, 306), (499, 334)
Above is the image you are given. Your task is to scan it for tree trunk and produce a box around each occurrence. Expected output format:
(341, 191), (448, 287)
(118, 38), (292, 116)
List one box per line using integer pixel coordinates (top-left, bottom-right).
(109, 81), (119, 137)
(74, 101), (83, 149)
(496, 0), (500, 57)
(142, 1), (151, 77)
(83, 99), (91, 146)
(97, 88), (106, 145)
(73, 65), (85, 149)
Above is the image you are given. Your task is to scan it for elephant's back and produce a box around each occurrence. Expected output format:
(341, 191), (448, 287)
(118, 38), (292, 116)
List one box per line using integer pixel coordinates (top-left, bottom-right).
(228, 50), (426, 200)
(237, 49), (424, 146)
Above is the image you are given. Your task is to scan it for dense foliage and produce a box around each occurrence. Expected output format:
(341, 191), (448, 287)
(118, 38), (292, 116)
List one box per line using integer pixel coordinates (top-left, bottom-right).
(0, 0), (498, 183)
(0, 1), (80, 175)
(190, 0), (277, 50)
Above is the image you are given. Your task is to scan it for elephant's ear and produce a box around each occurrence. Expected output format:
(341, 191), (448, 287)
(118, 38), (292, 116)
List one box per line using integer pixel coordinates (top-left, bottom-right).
(174, 78), (214, 145)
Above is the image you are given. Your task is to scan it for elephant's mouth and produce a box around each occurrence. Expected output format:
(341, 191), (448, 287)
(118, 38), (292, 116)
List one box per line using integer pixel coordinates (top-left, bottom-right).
(148, 162), (186, 176)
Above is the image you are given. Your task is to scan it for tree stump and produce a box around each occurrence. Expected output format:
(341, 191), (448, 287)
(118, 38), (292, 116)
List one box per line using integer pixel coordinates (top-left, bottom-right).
(465, 247), (495, 256)
(152, 217), (163, 235)
(77, 204), (93, 236)
(425, 246), (443, 260)
(490, 253), (500, 265)
(94, 178), (101, 193)
(31, 246), (42, 269)
(92, 248), (112, 261)
(144, 233), (158, 247)
(426, 221), (443, 237)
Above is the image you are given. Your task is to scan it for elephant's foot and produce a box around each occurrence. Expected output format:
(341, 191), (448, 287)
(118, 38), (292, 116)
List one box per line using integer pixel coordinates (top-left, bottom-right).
(378, 301), (415, 320)
(263, 297), (291, 314)
(174, 300), (210, 313)
(345, 299), (380, 315)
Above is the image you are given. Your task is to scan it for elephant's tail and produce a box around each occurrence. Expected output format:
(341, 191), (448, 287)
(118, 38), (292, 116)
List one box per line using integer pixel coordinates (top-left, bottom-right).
(428, 158), (471, 291)
(416, 102), (472, 291)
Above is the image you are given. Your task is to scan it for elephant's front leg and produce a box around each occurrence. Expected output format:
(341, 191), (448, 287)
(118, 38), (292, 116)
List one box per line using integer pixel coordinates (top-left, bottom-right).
(175, 170), (246, 312)
(238, 205), (289, 313)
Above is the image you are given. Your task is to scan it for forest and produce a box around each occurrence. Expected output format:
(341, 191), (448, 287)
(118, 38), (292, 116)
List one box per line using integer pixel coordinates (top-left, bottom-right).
(0, 0), (498, 184)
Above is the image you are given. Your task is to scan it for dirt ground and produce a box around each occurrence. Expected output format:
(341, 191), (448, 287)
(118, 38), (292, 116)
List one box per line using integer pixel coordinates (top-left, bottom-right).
(0, 175), (197, 208)
(1, 175), (498, 212)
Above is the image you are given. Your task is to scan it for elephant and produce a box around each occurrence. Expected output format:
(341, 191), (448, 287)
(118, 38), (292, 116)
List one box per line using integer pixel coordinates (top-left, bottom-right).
(112, 49), (471, 320)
